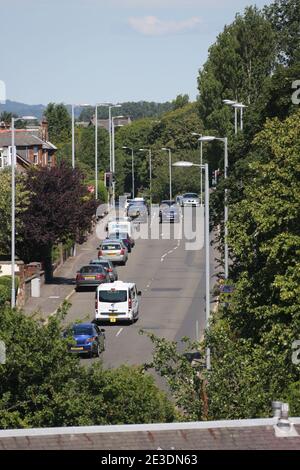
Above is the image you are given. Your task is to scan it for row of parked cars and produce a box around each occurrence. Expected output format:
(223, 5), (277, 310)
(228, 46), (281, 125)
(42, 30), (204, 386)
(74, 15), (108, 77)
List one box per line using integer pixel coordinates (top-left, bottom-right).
(68, 214), (141, 357)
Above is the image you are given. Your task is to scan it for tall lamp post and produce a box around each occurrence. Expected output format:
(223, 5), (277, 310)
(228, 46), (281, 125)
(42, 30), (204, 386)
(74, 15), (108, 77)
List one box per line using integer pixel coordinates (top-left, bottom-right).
(11, 115), (37, 308)
(191, 132), (203, 206)
(111, 116), (124, 206)
(139, 148), (152, 205)
(94, 103), (111, 200)
(122, 146), (135, 198)
(161, 147), (172, 200)
(200, 135), (229, 279)
(173, 161), (211, 370)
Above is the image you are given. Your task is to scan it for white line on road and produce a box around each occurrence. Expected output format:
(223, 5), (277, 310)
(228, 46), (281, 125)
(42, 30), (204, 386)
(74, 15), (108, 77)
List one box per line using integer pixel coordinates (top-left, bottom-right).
(116, 328), (123, 337)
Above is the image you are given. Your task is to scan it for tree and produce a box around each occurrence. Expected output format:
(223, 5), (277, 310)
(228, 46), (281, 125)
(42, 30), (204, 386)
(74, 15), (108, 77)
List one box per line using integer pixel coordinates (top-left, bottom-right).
(197, 7), (276, 135)
(171, 94), (190, 110)
(44, 103), (71, 144)
(18, 162), (97, 281)
(265, 0), (300, 65)
(0, 169), (29, 256)
(0, 302), (176, 428)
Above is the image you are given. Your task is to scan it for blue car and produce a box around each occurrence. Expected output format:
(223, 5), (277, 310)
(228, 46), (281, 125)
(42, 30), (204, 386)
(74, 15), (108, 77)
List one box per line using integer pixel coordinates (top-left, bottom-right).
(64, 322), (105, 358)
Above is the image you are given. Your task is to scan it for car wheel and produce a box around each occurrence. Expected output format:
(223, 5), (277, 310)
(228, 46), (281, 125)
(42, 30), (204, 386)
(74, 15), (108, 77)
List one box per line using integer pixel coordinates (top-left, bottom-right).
(75, 286), (80, 292)
(96, 343), (101, 357)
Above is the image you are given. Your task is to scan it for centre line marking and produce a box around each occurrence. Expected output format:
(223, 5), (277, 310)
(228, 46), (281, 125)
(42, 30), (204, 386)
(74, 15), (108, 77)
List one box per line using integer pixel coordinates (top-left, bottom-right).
(116, 328), (123, 337)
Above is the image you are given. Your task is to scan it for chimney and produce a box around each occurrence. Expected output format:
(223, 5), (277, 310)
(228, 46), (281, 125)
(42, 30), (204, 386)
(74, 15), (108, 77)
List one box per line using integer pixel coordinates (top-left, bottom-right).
(273, 402), (299, 437)
(40, 117), (49, 141)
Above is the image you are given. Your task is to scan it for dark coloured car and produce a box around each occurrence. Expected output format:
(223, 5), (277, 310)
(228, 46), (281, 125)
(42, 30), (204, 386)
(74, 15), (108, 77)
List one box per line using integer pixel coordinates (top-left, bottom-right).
(75, 264), (110, 291)
(89, 259), (118, 282)
(64, 322), (105, 358)
(159, 200), (180, 223)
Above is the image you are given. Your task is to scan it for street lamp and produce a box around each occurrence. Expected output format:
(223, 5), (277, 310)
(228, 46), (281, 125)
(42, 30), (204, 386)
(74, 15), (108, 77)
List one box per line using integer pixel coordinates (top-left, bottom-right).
(111, 116), (124, 206)
(223, 99), (247, 134)
(199, 135), (229, 279)
(139, 148), (152, 205)
(233, 103), (247, 131)
(173, 160), (211, 370)
(191, 132), (203, 206)
(11, 115), (37, 308)
(161, 147), (172, 200)
(71, 103), (91, 169)
(122, 146), (135, 198)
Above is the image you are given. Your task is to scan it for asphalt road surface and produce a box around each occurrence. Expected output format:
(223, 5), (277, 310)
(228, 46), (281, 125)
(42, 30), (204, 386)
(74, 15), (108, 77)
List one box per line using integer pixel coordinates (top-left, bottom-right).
(65, 216), (217, 368)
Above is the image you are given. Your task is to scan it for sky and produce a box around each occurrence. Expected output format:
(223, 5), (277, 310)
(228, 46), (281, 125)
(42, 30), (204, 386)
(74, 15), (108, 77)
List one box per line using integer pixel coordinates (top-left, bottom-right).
(0, 0), (274, 105)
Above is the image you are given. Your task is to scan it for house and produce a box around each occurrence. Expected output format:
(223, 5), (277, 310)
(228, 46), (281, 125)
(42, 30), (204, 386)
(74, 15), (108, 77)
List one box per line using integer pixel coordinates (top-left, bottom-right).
(0, 118), (57, 171)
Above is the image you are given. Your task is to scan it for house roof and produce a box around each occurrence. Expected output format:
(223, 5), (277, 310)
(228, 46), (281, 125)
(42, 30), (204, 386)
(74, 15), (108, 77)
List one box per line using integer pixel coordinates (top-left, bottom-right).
(1, 417), (300, 450)
(0, 130), (44, 147)
(0, 130), (57, 156)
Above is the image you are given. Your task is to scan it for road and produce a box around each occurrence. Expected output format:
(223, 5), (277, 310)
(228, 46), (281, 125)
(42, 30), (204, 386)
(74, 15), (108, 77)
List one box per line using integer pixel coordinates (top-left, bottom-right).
(64, 216), (217, 368)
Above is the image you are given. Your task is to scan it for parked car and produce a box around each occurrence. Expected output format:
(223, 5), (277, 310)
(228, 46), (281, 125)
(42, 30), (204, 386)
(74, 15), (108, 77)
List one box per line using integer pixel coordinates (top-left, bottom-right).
(89, 259), (118, 282)
(75, 264), (110, 291)
(181, 192), (200, 207)
(95, 281), (141, 324)
(63, 322), (105, 358)
(159, 200), (180, 223)
(107, 232), (135, 252)
(98, 240), (128, 265)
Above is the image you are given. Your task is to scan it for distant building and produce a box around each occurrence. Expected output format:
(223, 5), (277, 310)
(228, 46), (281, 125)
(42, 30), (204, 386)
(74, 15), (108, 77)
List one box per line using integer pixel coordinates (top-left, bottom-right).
(89, 116), (132, 131)
(0, 119), (57, 171)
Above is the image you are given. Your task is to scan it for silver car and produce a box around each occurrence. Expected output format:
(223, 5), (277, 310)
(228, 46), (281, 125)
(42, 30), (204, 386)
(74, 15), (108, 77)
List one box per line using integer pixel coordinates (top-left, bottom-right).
(181, 192), (200, 207)
(98, 240), (128, 265)
(89, 259), (118, 282)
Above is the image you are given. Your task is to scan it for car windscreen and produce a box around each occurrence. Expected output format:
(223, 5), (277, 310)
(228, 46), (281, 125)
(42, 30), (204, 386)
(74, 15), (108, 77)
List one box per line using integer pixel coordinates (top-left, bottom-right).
(98, 290), (127, 303)
(80, 265), (104, 273)
(101, 243), (121, 250)
(183, 193), (198, 198)
(72, 326), (94, 335)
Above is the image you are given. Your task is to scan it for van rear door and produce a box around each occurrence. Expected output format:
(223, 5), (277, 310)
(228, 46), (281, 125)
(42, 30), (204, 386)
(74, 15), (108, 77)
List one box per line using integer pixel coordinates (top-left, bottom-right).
(97, 288), (128, 322)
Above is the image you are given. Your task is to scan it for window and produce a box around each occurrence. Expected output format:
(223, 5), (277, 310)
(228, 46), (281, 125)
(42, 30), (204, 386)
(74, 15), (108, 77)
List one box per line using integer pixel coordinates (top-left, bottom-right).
(99, 290), (127, 303)
(33, 146), (39, 165)
(47, 155), (52, 166)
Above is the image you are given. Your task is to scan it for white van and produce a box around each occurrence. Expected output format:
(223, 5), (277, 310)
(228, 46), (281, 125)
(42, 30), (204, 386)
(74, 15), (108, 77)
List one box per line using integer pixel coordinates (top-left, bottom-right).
(108, 220), (133, 237)
(95, 281), (141, 324)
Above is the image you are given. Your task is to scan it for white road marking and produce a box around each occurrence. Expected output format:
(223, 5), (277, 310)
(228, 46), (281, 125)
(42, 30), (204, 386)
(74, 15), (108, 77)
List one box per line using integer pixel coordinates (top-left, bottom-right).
(49, 296), (60, 299)
(116, 328), (123, 337)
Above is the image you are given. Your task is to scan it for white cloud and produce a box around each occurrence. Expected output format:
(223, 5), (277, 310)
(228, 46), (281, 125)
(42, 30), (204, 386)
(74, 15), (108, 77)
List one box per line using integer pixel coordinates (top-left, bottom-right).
(128, 16), (201, 36)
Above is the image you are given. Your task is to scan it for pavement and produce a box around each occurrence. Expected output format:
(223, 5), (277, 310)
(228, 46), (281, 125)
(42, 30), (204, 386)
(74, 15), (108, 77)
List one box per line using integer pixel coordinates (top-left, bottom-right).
(22, 221), (106, 320)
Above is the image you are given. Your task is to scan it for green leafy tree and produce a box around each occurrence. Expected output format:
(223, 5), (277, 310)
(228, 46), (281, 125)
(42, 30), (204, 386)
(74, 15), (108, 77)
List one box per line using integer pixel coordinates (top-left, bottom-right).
(0, 169), (29, 256)
(18, 162), (97, 281)
(44, 103), (71, 144)
(265, 0), (300, 65)
(0, 302), (176, 428)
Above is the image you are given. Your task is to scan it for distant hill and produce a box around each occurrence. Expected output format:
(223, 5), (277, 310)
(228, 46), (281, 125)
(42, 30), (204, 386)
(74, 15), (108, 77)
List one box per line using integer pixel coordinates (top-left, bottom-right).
(0, 100), (46, 120)
(0, 99), (175, 122)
